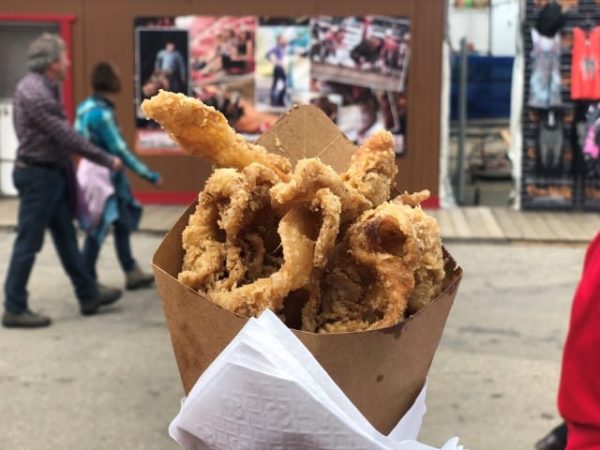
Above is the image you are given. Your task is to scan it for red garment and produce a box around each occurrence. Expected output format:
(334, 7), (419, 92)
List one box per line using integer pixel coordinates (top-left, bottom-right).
(566, 423), (600, 450)
(558, 232), (600, 449)
(571, 27), (600, 100)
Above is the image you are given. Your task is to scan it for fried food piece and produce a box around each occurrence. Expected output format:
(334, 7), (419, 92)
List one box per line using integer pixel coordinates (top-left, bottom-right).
(177, 175), (227, 291)
(162, 90), (447, 331)
(303, 195), (445, 333)
(178, 164), (279, 290)
(393, 191), (446, 314)
(141, 91), (291, 180)
(270, 158), (372, 223)
(393, 189), (431, 208)
(311, 188), (341, 268)
(301, 244), (368, 333)
(344, 205), (420, 330)
(208, 208), (315, 316)
(342, 130), (398, 206)
(179, 165), (343, 318)
(210, 163), (280, 242)
(300, 270), (323, 333)
(212, 233), (267, 292)
(306, 208), (417, 333)
(178, 238), (225, 291)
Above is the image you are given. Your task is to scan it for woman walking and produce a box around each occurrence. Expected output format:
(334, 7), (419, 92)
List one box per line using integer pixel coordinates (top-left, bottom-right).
(75, 62), (161, 290)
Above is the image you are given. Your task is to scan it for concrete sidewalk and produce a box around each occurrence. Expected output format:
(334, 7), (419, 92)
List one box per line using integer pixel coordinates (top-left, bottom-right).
(1, 196), (599, 243)
(0, 234), (581, 450)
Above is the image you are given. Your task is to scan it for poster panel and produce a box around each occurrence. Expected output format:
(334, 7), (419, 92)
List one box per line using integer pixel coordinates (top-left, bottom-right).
(309, 16), (410, 154)
(135, 18), (190, 152)
(134, 15), (410, 156)
(255, 17), (311, 111)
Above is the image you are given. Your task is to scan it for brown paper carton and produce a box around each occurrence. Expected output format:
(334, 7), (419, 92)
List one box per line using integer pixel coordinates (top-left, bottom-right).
(152, 105), (463, 435)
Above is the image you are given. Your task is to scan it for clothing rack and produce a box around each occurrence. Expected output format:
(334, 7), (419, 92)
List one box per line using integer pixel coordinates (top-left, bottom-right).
(522, 0), (600, 211)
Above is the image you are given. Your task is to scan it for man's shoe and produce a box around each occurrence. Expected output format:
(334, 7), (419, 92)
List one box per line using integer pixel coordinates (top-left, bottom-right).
(80, 284), (122, 316)
(125, 264), (155, 290)
(2, 310), (51, 328)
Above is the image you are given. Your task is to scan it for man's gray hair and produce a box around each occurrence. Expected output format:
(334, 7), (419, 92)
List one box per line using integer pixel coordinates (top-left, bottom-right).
(27, 33), (65, 72)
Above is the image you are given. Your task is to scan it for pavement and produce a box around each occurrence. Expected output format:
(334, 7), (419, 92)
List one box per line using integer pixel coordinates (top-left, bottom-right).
(0, 196), (589, 449)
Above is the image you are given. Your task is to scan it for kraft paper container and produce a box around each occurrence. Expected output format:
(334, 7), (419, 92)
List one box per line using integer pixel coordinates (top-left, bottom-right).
(153, 105), (463, 434)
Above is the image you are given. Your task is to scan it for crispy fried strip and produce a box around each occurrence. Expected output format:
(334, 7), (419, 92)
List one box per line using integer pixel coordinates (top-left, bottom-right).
(178, 241), (225, 291)
(216, 246), (245, 291)
(304, 199), (445, 333)
(270, 158), (371, 223)
(208, 208), (315, 316)
(178, 200), (225, 291)
(348, 201), (444, 329)
(342, 130), (398, 206)
(178, 164), (278, 291)
(211, 234), (268, 292)
(178, 169), (244, 290)
(392, 189), (446, 314)
(393, 189), (431, 208)
(311, 188), (341, 268)
(141, 91), (291, 180)
(346, 209), (417, 329)
(203, 168), (251, 242)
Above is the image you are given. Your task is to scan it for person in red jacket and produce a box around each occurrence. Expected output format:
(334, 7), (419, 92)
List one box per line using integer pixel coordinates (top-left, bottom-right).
(536, 232), (600, 450)
(558, 231), (600, 449)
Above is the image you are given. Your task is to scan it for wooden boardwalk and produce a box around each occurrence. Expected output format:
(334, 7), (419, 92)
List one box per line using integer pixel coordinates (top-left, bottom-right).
(138, 204), (600, 243)
(428, 207), (600, 243)
(0, 197), (598, 243)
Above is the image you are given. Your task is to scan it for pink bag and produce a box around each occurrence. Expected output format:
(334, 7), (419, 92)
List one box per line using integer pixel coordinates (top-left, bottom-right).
(76, 159), (114, 231)
(583, 119), (600, 159)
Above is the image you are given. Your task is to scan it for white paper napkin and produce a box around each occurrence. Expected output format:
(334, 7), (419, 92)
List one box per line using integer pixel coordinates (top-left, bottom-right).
(169, 309), (464, 450)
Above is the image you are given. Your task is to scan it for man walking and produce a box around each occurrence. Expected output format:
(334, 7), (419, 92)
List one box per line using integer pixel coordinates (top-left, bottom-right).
(2, 33), (124, 328)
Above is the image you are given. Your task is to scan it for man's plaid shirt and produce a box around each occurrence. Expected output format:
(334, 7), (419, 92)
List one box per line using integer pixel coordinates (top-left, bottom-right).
(12, 72), (113, 169)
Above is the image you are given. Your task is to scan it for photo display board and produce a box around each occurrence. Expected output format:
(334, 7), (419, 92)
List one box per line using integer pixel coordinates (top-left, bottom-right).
(134, 15), (410, 156)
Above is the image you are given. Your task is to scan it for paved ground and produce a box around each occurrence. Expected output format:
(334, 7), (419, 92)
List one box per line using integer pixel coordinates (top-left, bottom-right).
(421, 241), (582, 449)
(0, 232), (179, 449)
(0, 231), (586, 449)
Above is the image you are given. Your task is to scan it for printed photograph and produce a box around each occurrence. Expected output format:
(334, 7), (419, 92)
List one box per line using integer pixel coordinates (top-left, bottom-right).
(183, 16), (256, 86)
(179, 16), (277, 137)
(310, 79), (407, 155)
(310, 15), (410, 92)
(134, 23), (189, 151)
(136, 28), (189, 110)
(255, 18), (311, 111)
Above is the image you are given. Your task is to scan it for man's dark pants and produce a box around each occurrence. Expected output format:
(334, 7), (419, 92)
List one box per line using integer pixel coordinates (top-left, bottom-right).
(4, 165), (99, 314)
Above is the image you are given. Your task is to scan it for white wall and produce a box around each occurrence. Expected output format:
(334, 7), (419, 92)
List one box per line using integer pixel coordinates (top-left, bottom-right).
(448, 6), (490, 53)
(490, 0), (519, 56)
(448, 0), (518, 56)
(0, 100), (18, 196)
(439, 39), (456, 208)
